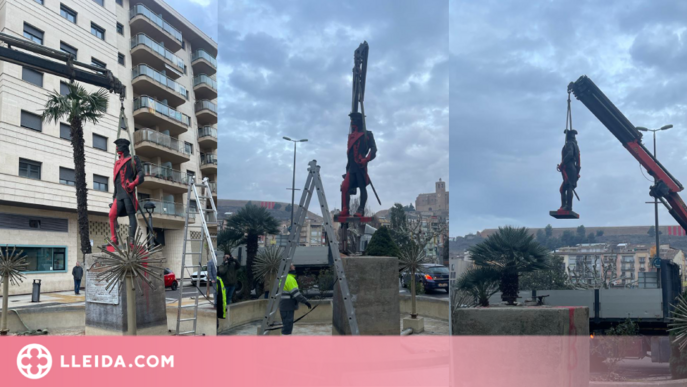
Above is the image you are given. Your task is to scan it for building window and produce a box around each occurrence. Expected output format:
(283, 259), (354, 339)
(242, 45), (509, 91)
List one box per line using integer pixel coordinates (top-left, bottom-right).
(187, 170), (195, 183)
(35, 0), (44, 4)
(23, 23), (43, 45)
(59, 167), (76, 186)
(118, 53), (125, 66)
(19, 158), (41, 180)
(117, 22), (124, 35)
(22, 67), (43, 87)
(60, 42), (78, 58)
(185, 142), (193, 155)
(20, 111), (42, 131)
(60, 81), (70, 96)
(91, 57), (107, 69)
(116, 0), (123, 5)
(93, 134), (108, 151)
(0, 246), (66, 272)
(93, 0), (104, 6)
(91, 23), (105, 40)
(60, 4), (77, 23)
(60, 123), (72, 140)
(94, 175), (108, 192)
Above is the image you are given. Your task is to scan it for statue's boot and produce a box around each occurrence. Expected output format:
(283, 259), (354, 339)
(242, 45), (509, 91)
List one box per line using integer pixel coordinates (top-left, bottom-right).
(565, 189), (574, 211)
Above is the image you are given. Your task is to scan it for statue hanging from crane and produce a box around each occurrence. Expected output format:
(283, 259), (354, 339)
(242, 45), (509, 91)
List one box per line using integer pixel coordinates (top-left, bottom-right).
(551, 91), (581, 219)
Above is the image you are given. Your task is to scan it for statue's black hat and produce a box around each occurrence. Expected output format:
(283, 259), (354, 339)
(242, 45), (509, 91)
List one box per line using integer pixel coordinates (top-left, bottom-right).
(114, 138), (130, 147)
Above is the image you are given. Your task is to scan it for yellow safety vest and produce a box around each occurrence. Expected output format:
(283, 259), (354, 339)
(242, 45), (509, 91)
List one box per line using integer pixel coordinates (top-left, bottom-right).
(217, 278), (226, 319)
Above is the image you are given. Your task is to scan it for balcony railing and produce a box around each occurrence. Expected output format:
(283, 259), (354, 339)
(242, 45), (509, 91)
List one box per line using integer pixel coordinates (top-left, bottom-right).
(201, 154), (218, 166)
(142, 163), (191, 185)
(134, 96), (191, 126)
(130, 4), (183, 44)
(134, 128), (189, 155)
(193, 74), (217, 90)
(198, 126), (217, 139)
(192, 49), (217, 68)
(208, 182), (217, 193)
(132, 64), (187, 98)
(130, 33), (185, 72)
(139, 198), (185, 217)
(195, 100), (217, 113)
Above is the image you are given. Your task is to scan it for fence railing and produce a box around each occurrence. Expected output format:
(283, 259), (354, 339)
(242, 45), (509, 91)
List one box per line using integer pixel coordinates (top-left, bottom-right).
(130, 3), (183, 44)
(191, 49), (217, 68)
(134, 128), (189, 155)
(195, 100), (217, 113)
(132, 64), (187, 99)
(134, 96), (191, 126)
(130, 33), (185, 72)
(198, 126), (217, 139)
(142, 163), (191, 185)
(139, 198), (185, 218)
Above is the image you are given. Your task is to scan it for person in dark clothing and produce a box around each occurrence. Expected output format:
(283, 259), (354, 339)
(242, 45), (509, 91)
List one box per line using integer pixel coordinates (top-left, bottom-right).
(218, 253), (240, 305)
(558, 129), (581, 211)
(279, 264), (311, 335)
(108, 138), (144, 246)
(72, 261), (83, 295)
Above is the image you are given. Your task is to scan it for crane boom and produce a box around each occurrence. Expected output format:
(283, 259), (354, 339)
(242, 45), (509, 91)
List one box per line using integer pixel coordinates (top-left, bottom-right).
(568, 75), (687, 230)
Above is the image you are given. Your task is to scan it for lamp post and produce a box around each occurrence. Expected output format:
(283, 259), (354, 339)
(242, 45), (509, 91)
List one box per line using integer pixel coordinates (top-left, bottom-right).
(637, 124), (673, 267)
(283, 137), (308, 230)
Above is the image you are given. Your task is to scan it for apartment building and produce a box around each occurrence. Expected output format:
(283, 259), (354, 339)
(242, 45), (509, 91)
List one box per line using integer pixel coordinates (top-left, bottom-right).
(0, 0), (217, 295)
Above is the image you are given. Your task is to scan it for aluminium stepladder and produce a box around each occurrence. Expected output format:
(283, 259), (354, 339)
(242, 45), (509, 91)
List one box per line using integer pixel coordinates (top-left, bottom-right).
(260, 160), (359, 335)
(175, 177), (219, 335)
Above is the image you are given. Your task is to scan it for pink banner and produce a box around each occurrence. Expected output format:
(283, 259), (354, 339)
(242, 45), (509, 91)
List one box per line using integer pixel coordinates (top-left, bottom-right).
(1, 336), (594, 386)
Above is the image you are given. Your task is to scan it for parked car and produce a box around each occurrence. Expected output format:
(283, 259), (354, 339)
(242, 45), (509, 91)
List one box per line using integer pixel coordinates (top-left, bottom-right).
(401, 264), (450, 293)
(164, 268), (178, 291)
(191, 266), (208, 287)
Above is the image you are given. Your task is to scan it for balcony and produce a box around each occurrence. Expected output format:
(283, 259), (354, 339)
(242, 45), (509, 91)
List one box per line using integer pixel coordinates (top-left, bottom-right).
(140, 163), (190, 194)
(137, 199), (189, 229)
(208, 182), (217, 197)
(133, 128), (191, 164)
(133, 96), (190, 137)
(197, 126), (217, 149)
(200, 154), (217, 174)
(195, 100), (217, 125)
(193, 74), (217, 100)
(130, 33), (185, 79)
(191, 49), (217, 75)
(132, 65), (187, 107)
(129, 4), (183, 52)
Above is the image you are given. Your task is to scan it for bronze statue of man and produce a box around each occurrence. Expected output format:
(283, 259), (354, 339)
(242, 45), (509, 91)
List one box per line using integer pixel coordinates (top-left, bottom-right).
(340, 112), (377, 217)
(108, 138), (144, 245)
(558, 129), (580, 211)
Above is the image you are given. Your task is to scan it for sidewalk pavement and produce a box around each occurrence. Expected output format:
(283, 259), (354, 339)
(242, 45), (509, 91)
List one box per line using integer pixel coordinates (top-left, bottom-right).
(0, 290), (85, 309)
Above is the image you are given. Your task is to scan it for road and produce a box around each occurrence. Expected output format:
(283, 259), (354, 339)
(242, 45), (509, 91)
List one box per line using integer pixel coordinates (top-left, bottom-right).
(165, 284), (210, 301)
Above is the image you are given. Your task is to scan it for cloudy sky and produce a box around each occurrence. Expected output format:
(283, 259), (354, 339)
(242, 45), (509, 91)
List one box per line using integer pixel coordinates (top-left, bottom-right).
(450, 0), (687, 236)
(165, 0), (218, 41)
(218, 0), (449, 216)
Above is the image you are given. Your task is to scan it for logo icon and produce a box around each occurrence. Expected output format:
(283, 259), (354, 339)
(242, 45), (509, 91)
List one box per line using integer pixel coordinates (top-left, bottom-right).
(17, 344), (52, 379)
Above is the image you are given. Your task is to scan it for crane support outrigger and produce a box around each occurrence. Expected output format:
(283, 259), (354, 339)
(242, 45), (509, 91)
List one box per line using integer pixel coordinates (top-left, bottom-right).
(568, 75), (687, 230)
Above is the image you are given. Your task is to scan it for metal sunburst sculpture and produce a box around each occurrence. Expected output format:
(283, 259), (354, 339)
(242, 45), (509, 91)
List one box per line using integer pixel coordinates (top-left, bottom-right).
(93, 229), (166, 293)
(1, 245), (29, 334)
(669, 295), (687, 351)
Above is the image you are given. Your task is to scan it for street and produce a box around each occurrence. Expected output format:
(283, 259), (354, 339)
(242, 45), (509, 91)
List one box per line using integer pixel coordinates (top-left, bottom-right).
(165, 284), (209, 301)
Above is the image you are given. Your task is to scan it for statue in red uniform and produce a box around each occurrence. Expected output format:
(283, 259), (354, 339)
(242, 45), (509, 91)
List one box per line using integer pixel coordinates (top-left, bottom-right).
(340, 112), (377, 217)
(109, 138), (144, 245)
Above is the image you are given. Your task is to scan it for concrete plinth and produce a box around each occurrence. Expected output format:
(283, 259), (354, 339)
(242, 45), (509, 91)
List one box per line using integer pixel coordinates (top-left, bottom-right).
(85, 253), (167, 335)
(452, 305), (589, 336)
(403, 316), (424, 333)
(333, 256), (399, 335)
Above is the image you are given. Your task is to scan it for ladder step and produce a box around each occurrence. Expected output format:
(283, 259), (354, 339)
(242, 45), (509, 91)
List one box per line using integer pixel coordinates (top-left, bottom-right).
(180, 304), (198, 308)
(177, 331), (196, 335)
(185, 238), (204, 242)
(178, 318), (197, 322)
(184, 264), (201, 268)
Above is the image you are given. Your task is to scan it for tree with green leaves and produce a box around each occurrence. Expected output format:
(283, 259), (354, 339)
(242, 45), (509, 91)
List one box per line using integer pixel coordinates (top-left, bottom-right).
(364, 226), (401, 258)
(456, 266), (500, 306)
(519, 254), (570, 291)
(390, 203), (407, 231)
(545, 224), (553, 238)
(221, 204), (279, 298)
(469, 226), (549, 305)
(576, 225), (586, 241)
(648, 225), (662, 237)
(42, 82), (109, 260)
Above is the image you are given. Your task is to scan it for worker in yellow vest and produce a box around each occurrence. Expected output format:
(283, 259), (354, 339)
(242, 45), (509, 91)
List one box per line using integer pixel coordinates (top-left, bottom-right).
(280, 264), (312, 335)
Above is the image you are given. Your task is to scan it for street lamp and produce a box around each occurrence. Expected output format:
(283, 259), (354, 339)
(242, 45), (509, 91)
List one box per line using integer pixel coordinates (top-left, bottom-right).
(283, 137), (308, 230)
(636, 124), (673, 264)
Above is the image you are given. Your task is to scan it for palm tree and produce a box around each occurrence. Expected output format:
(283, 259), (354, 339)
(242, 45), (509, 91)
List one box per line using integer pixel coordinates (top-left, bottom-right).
(42, 82), (109, 260)
(456, 267), (500, 307)
(221, 204), (279, 298)
(0, 246), (28, 335)
(469, 226), (549, 305)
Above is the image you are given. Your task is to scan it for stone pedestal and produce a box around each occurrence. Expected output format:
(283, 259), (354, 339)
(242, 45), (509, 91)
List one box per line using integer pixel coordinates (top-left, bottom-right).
(85, 253), (168, 335)
(403, 316), (424, 333)
(333, 256), (399, 335)
(452, 305), (588, 336)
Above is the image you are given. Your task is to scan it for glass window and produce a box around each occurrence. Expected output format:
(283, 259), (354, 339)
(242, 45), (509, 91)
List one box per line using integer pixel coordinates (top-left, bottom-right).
(185, 141), (193, 155)
(60, 42), (77, 58)
(91, 57), (106, 69)
(60, 167), (76, 186)
(22, 67), (43, 87)
(118, 53), (125, 65)
(94, 174), (108, 192)
(1, 246), (67, 272)
(19, 158), (41, 180)
(91, 23), (105, 40)
(20, 111), (42, 131)
(93, 134), (108, 151)
(187, 170), (195, 183)
(60, 4), (77, 23)
(60, 81), (70, 96)
(93, 0), (104, 6)
(23, 23), (43, 45)
(117, 23), (124, 35)
(60, 123), (72, 140)
(35, 0), (44, 4)
(116, 0), (123, 5)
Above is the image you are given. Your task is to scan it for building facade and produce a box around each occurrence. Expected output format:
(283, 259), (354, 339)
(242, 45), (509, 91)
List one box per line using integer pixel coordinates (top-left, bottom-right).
(415, 178), (449, 213)
(0, 0), (217, 295)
